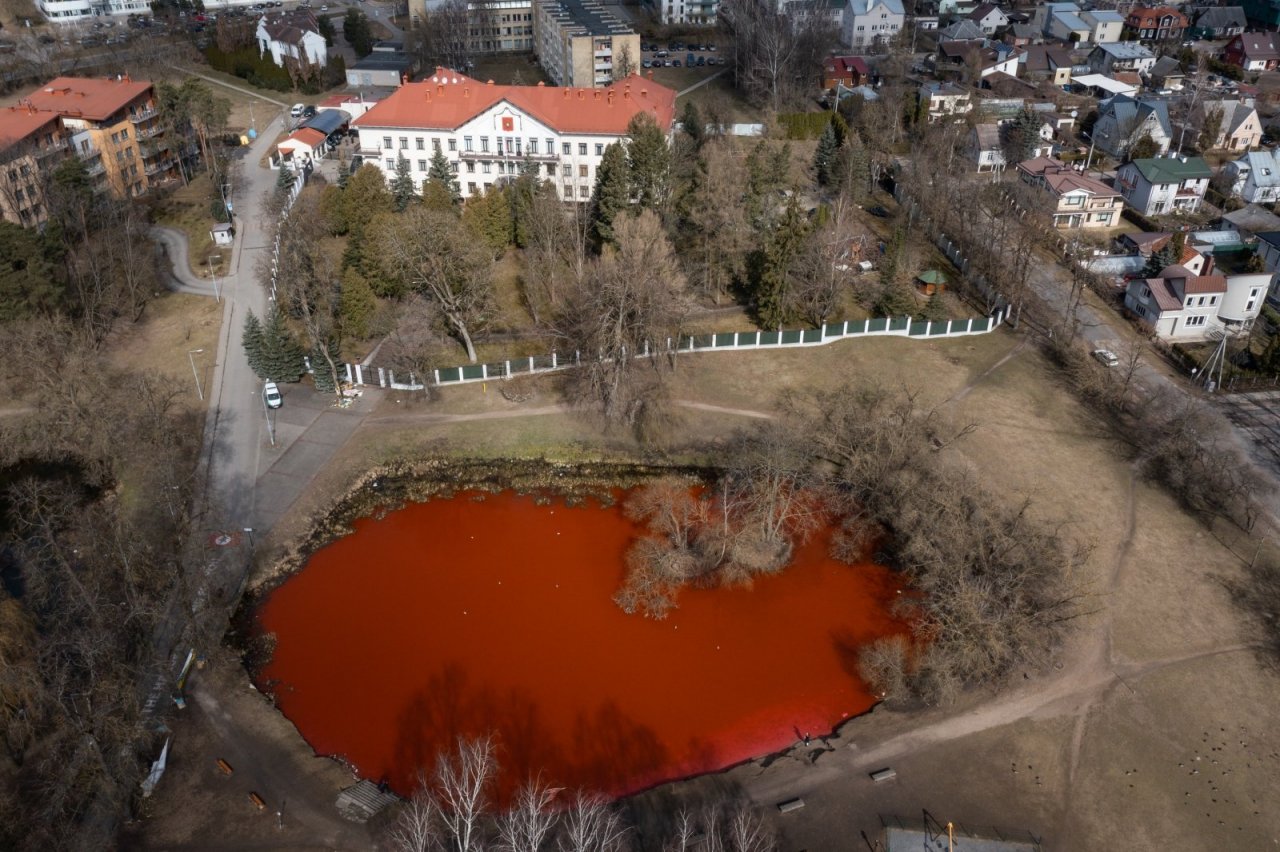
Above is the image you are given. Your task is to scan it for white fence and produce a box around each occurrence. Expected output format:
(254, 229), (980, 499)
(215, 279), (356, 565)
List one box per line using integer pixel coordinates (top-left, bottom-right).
(340, 309), (1008, 392)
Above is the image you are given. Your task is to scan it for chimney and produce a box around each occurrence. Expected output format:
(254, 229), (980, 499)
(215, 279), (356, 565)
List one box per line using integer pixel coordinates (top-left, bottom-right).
(563, 88), (569, 98)
(578, 90), (583, 99)
(487, 79), (495, 85)
(1203, 253), (1214, 276)
(640, 88), (648, 98)
(593, 91), (600, 99)
(537, 81), (546, 87)
(463, 87), (469, 97)
(438, 84), (445, 94)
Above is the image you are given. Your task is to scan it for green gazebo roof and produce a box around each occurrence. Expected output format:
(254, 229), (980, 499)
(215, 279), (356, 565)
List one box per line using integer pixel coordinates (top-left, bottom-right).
(917, 269), (949, 285)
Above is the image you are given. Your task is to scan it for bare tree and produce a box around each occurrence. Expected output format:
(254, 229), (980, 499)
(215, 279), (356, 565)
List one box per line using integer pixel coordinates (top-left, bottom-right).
(557, 791), (630, 852)
(435, 736), (497, 852)
(389, 771), (444, 852)
(496, 776), (560, 852)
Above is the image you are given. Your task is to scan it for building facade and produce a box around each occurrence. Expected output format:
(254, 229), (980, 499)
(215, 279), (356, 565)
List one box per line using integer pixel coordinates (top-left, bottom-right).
(645, 0), (718, 25)
(256, 11), (328, 69)
(352, 69), (675, 202)
(843, 0), (905, 49)
(1016, 156), (1124, 228)
(0, 107), (70, 228)
(533, 0), (640, 88)
(25, 76), (175, 199)
(1116, 156), (1212, 216)
(1123, 5), (1189, 41)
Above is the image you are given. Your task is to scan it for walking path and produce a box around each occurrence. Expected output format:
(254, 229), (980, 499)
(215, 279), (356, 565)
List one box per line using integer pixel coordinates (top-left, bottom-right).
(167, 64), (292, 108)
(676, 68), (727, 99)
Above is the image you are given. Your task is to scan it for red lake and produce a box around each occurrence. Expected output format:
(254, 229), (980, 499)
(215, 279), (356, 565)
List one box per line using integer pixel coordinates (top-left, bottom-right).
(256, 490), (910, 798)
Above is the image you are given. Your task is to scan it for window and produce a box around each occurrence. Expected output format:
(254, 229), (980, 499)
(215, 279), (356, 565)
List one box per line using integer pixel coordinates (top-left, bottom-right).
(399, 137), (408, 149)
(562, 164), (571, 176)
(1186, 315), (1207, 327)
(418, 159), (428, 171)
(1095, 213), (1112, 225)
(1251, 288), (1261, 298)
(464, 136), (473, 151)
(497, 162), (506, 174)
(468, 182), (478, 193)
(383, 136), (393, 149)
(595, 143), (604, 156)
(385, 158), (395, 169)
(466, 161), (476, 173)
(451, 163), (459, 174)
(1197, 296), (1206, 306)
(416, 138), (425, 150)
(579, 185), (589, 198)
(448, 139), (457, 152)
(481, 137), (490, 152)
(562, 142), (571, 155)
(564, 185), (574, 199)
(579, 165), (588, 177)
(528, 139), (538, 154)
(1210, 296), (1218, 305)
(1247, 299), (1257, 311)
(547, 138), (554, 153)
(483, 162), (491, 173)
(546, 164), (556, 176)
(579, 143), (588, 155)
(120, 129), (129, 141)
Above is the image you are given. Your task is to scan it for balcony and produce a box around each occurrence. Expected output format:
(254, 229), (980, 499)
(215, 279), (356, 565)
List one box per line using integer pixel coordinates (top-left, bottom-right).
(139, 139), (171, 159)
(136, 122), (163, 140)
(593, 49), (612, 57)
(458, 149), (558, 163)
(34, 138), (69, 159)
(85, 159), (106, 178)
(144, 157), (174, 176)
(130, 107), (158, 124)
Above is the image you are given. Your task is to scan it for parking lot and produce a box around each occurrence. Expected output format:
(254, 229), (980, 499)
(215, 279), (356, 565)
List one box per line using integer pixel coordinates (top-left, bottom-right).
(640, 39), (726, 70)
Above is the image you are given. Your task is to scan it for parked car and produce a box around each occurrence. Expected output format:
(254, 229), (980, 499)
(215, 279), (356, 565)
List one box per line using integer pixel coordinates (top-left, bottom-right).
(686, 52), (695, 64)
(303, 104), (317, 118)
(672, 60), (681, 66)
(290, 103), (304, 117)
(1092, 349), (1119, 368)
(696, 56), (705, 66)
(263, 381), (283, 409)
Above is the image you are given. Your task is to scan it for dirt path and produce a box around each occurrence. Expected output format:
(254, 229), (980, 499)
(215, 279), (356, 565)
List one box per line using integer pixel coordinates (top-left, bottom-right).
(367, 399), (776, 426)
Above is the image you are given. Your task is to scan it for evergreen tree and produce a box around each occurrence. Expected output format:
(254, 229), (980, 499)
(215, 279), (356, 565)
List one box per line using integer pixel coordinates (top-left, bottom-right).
(1001, 108), (1042, 164)
(274, 164), (296, 200)
(310, 339), (344, 392)
(391, 154), (417, 211)
(259, 305), (307, 382)
(424, 149), (460, 205)
(337, 158), (350, 190)
(461, 185), (512, 255)
(920, 291), (947, 322)
(626, 112), (670, 209)
(590, 142), (631, 246)
(339, 267), (377, 339)
(242, 310), (265, 378)
(879, 222), (907, 289)
(754, 198), (809, 328)
(343, 8), (374, 57)
(680, 100), (705, 150)
(814, 122), (839, 186)
(875, 282), (917, 317)
(836, 138), (872, 200)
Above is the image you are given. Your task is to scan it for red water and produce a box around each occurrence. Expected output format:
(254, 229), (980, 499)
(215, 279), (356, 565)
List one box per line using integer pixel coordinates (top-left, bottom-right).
(257, 491), (909, 799)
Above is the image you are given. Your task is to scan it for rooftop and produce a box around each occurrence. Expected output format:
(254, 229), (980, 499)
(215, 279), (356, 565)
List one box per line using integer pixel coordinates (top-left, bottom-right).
(1128, 155), (1213, 184)
(25, 76), (152, 123)
(540, 0), (633, 37)
(0, 106), (62, 152)
(1094, 41), (1155, 59)
(353, 68), (676, 135)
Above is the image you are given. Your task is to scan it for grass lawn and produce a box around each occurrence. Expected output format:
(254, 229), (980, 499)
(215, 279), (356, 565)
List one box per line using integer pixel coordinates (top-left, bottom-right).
(107, 290), (223, 407)
(150, 174), (230, 277)
(675, 73), (758, 124)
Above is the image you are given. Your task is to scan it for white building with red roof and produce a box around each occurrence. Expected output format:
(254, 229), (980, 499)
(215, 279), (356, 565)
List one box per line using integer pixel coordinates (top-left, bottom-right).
(351, 68), (676, 202)
(1124, 262), (1267, 339)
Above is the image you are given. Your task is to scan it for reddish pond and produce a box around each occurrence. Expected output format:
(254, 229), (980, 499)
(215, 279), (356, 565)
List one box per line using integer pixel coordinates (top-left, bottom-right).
(257, 491), (909, 799)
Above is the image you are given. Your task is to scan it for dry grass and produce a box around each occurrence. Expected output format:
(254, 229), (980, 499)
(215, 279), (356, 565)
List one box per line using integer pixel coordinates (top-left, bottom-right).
(150, 174), (230, 277)
(675, 72), (756, 123)
(106, 291), (223, 410)
(468, 53), (550, 87)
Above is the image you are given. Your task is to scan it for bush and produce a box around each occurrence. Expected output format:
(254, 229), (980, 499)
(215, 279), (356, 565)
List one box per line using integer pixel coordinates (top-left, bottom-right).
(778, 111), (847, 141)
(205, 45), (293, 91)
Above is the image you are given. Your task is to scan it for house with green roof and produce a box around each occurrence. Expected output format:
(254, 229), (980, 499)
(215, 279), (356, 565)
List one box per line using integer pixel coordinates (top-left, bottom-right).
(1115, 155), (1213, 216)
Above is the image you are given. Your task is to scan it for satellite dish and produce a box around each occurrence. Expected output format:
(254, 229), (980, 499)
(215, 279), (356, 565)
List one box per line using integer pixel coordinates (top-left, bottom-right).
(1070, 109), (1079, 118)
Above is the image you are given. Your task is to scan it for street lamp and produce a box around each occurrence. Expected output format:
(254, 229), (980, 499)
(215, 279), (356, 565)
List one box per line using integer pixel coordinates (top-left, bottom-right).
(207, 254), (223, 303)
(261, 387), (277, 448)
(187, 349), (204, 401)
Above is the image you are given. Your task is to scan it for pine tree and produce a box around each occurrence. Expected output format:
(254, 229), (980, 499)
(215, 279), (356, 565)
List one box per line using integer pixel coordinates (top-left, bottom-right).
(680, 100), (705, 150)
(242, 309), (265, 378)
(425, 149), (460, 204)
(754, 198), (810, 328)
(461, 185), (512, 255)
(814, 122), (838, 186)
(875, 281), (918, 317)
(259, 305), (306, 382)
(336, 158), (351, 189)
(626, 112), (670, 209)
(310, 339), (344, 392)
(391, 155), (417, 211)
(920, 291), (947, 322)
(339, 267), (377, 339)
(590, 142), (631, 246)
(274, 164), (296, 200)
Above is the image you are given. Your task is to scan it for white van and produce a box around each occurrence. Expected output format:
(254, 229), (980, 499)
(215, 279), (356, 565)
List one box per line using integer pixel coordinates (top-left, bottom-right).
(290, 103), (304, 118)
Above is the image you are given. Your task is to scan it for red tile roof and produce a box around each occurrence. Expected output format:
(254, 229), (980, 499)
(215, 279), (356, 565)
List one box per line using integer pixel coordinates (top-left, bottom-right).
(353, 68), (676, 135)
(25, 76), (152, 123)
(825, 56), (869, 76)
(280, 127), (327, 149)
(1143, 278), (1184, 312)
(1183, 274), (1227, 294)
(0, 106), (62, 152)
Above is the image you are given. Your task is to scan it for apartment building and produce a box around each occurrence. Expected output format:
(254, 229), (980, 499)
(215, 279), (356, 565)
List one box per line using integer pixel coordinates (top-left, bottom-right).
(25, 76), (176, 199)
(533, 0), (640, 88)
(38, 0), (149, 22)
(0, 107), (70, 228)
(645, 0), (718, 25)
(351, 68), (675, 202)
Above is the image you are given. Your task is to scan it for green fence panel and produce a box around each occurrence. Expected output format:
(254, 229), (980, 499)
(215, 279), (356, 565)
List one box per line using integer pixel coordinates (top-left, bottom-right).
(928, 323), (949, 336)
(737, 331), (759, 346)
(715, 332), (735, 347)
(909, 321), (928, 336)
(972, 318), (990, 333)
(823, 322), (844, 337)
(868, 317), (888, 333)
(461, 364), (484, 380)
(761, 331), (780, 345)
(693, 334), (714, 349)
(781, 330), (802, 344)
(438, 366), (461, 383)
(508, 361), (528, 374)
(890, 316), (910, 332)
(802, 328), (822, 343)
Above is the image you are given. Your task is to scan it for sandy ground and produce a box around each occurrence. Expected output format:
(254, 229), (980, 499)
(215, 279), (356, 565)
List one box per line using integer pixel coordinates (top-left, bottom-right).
(126, 327), (1280, 850)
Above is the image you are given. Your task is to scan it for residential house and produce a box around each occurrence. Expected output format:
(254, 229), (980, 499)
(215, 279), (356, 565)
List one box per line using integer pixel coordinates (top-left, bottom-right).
(1088, 42), (1156, 75)
(1081, 9), (1125, 43)
(1020, 44), (1074, 84)
(1091, 95), (1172, 159)
(1016, 156), (1125, 228)
(1193, 6), (1246, 38)
(1221, 203), (1280, 240)
(937, 39), (986, 65)
(1006, 22), (1041, 46)
(25, 76), (175, 198)
(969, 122), (1006, 171)
(1123, 5), (1189, 41)
(0, 106), (69, 228)
(843, 0), (904, 49)
(1041, 2), (1092, 42)
(1124, 265), (1265, 338)
(979, 44), (1021, 77)
(352, 67), (676, 202)
(918, 81), (973, 121)
(1224, 33), (1280, 71)
(937, 18), (987, 42)
(1116, 155), (1213, 216)
(533, 0), (641, 88)
(1252, 231), (1280, 299)
(967, 2), (1008, 34)
(256, 10), (327, 69)
(346, 51), (414, 88)
(1194, 99), (1262, 151)
(275, 128), (327, 172)
(1221, 148), (1280, 203)
(1147, 55), (1185, 90)
(823, 55), (869, 90)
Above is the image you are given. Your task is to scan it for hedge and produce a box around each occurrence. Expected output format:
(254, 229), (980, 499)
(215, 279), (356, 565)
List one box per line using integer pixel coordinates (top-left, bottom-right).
(778, 111), (848, 141)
